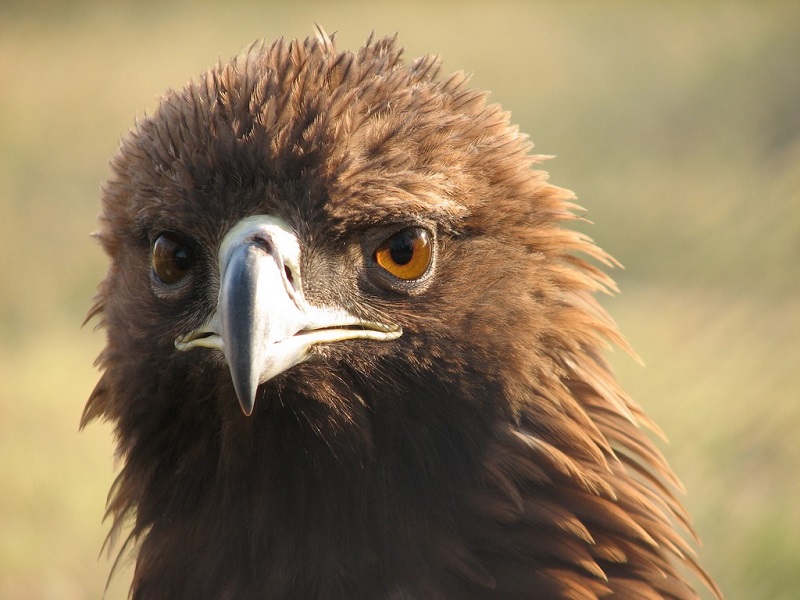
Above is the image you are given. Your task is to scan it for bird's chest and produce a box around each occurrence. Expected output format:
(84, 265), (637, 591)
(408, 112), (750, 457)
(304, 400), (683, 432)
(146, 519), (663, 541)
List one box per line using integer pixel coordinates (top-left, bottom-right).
(136, 439), (482, 598)
(137, 488), (471, 599)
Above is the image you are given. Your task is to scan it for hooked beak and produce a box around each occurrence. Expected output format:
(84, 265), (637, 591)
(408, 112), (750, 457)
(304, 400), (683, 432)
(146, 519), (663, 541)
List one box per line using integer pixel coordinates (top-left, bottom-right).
(175, 215), (401, 415)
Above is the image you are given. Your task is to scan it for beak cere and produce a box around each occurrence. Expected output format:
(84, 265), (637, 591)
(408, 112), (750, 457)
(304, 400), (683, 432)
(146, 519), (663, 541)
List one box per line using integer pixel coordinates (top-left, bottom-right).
(175, 215), (402, 415)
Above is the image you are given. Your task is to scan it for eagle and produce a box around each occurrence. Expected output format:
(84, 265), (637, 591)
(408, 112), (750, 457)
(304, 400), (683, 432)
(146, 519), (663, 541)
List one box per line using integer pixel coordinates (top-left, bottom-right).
(83, 32), (720, 599)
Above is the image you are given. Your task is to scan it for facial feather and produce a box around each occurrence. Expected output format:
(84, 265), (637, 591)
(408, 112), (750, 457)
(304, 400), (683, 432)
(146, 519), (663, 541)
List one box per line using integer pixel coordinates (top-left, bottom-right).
(84, 32), (719, 599)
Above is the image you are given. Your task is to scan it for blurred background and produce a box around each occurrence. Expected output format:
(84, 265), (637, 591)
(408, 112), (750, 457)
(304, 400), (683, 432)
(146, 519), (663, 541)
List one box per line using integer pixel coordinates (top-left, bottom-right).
(0, 1), (797, 598)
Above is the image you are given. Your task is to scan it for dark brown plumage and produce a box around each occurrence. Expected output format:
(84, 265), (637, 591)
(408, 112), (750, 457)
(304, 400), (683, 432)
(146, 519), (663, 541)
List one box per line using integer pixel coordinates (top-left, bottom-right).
(83, 32), (720, 599)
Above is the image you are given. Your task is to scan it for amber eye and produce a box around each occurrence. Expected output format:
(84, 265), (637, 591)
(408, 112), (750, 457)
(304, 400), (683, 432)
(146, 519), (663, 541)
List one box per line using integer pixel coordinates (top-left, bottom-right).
(374, 228), (433, 281)
(152, 233), (192, 284)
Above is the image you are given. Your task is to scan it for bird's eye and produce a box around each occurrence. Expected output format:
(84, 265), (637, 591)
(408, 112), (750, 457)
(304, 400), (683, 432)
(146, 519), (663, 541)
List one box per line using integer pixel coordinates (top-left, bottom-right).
(152, 233), (192, 284)
(374, 228), (432, 281)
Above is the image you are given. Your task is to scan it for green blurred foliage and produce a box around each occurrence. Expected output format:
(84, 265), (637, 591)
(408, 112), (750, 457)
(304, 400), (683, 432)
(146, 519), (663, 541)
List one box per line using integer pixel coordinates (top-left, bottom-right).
(1, 2), (797, 598)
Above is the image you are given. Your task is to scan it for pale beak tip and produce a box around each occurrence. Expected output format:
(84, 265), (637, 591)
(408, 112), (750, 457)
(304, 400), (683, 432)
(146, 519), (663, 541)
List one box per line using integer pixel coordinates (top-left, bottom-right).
(233, 381), (257, 416)
(240, 400), (255, 417)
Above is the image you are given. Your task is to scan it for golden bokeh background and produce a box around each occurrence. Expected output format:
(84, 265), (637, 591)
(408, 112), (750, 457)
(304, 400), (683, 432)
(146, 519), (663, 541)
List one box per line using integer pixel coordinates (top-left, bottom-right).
(1, 2), (797, 598)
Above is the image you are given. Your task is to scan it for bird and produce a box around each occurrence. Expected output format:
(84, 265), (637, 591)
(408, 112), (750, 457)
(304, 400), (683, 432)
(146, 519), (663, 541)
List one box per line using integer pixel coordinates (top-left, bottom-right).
(82, 30), (720, 599)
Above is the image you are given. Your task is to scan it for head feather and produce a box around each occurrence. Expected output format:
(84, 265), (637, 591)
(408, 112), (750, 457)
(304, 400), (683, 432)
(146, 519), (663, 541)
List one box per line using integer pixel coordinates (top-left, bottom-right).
(85, 33), (720, 598)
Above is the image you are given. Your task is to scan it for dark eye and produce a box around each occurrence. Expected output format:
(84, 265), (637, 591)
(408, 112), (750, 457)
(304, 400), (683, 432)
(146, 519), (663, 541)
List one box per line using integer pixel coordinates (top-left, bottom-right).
(152, 233), (192, 284)
(374, 228), (432, 281)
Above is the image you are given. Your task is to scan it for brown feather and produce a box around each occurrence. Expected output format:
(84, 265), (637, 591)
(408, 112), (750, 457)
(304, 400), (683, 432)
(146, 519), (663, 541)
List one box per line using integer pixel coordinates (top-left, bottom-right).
(85, 33), (721, 598)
